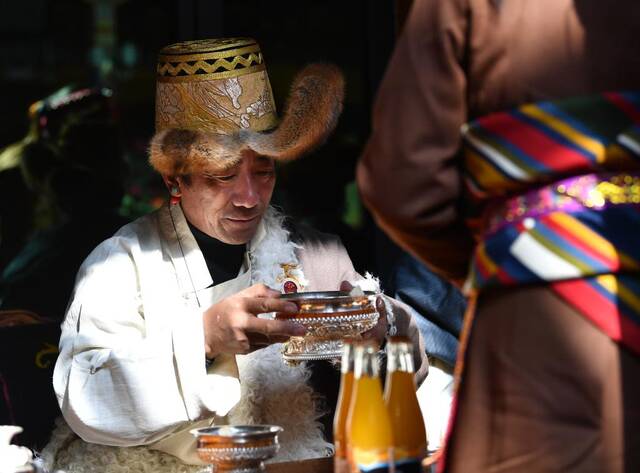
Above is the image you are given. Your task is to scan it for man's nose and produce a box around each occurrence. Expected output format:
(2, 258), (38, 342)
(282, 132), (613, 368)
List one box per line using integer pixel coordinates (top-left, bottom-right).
(232, 173), (260, 208)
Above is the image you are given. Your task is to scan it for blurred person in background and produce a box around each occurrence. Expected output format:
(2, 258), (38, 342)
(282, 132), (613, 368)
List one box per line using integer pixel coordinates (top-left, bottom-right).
(0, 86), (127, 321)
(0, 97), (54, 271)
(358, 0), (640, 471)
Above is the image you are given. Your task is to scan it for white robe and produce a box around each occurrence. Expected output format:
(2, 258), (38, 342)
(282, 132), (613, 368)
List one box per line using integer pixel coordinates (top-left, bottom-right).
(42, 204), (427, 472)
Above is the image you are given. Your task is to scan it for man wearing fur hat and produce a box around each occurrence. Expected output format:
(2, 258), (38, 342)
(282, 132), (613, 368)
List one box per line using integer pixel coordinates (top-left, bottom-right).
(43, 38), (427, 472)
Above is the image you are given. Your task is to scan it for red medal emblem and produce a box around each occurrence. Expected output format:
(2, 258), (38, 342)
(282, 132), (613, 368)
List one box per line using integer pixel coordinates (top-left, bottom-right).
(283, 280), (298, 294)
(279, 263), (303, 294)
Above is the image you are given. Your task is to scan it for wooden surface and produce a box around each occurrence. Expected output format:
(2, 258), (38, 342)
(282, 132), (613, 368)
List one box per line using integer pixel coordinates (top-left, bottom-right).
(266, 457), (333, 473)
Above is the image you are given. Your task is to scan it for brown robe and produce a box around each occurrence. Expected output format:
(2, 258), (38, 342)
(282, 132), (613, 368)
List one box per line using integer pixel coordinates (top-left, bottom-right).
(357, 1), (640, 471)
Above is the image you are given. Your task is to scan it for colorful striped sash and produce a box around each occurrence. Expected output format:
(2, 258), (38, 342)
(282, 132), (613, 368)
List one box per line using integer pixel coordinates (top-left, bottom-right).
(462, 92), (640, 354)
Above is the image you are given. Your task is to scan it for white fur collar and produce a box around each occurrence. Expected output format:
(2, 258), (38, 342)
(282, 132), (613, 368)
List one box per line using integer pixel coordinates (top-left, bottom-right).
(249, 206), (309, 292)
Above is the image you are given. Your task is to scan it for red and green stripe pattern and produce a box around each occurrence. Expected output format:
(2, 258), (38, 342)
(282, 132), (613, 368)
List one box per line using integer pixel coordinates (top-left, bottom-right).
(462, 92), (640, 199)
(464, 92), (640, 354)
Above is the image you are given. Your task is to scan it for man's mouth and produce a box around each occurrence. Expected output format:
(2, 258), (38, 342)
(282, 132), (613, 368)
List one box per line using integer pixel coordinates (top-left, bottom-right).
(225, 215), (260, 224)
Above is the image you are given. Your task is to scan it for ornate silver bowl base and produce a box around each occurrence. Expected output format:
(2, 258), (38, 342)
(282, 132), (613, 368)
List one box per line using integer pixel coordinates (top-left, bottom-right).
(191, 425), (282, 473)
(278, 291), (379, 363)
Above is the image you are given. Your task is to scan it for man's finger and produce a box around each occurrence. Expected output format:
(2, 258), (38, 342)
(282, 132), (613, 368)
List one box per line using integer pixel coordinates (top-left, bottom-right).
(376, 297), (387, 319)
(340, 280), (354, 292)
(265, 334), (290, 344)
(230, 332), (251, 354)
(362, 329), (376, 340)
(243, 317), (306, 337)
(244, 297), (298, 315)
(247, 333), (290, 347)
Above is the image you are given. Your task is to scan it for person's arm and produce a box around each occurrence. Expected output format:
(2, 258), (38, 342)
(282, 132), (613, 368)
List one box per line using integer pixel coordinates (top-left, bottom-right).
(53, 237), (240, 447)
(357, 0), (474, 284)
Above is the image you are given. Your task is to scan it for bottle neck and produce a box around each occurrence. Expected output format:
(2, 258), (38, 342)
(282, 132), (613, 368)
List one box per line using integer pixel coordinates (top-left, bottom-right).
(386, 340), (415, 373)
(354, 343), (380, 379)
(340, 341), (355, 375)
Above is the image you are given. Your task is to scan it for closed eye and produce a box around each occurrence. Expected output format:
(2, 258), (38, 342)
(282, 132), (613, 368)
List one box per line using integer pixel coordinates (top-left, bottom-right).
(215, 174), (236, 182)
(203, 173), (236, 183)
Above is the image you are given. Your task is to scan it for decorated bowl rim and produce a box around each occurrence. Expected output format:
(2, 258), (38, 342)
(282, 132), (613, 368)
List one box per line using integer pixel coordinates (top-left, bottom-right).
(190, 425), (282, 440)
(280, 290), (377, 303)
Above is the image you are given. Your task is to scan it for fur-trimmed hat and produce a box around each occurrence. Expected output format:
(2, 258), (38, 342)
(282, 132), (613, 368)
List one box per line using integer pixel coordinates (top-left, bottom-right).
(149, 38), (344, 176)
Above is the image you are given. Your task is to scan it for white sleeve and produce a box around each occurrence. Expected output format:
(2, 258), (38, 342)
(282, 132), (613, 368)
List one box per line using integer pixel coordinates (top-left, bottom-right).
(52, 237), (240, 447)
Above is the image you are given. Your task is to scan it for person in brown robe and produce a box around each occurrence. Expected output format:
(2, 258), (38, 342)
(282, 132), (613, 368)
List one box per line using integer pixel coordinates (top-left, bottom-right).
(357, 1), (640, 471)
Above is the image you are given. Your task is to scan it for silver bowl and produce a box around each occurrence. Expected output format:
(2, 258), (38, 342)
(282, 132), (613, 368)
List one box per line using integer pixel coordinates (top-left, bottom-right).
(191, 425), (282, 473)
(277, 291), (379, 362)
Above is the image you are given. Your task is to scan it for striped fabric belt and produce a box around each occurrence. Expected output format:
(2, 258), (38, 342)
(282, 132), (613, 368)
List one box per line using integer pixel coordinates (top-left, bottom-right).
(484, 172), (640, 236)
(462, 92), (640, 354)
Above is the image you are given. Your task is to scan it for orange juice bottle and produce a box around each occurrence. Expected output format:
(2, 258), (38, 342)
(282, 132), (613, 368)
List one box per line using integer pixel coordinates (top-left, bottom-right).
(384, 336), (428, 472)
(347, 340), (393, 473)
(333, 339), (356, 473)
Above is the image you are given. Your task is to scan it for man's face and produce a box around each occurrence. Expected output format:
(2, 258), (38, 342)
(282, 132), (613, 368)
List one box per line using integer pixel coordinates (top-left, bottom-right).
(176, 150), (276, 244)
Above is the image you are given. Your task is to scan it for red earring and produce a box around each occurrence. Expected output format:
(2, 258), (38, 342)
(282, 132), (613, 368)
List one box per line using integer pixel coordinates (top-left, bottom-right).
(169, 185), (181, 206)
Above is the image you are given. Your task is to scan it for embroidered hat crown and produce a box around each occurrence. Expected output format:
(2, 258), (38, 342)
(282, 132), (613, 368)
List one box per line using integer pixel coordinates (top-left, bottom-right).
(155, 38), (278, 135)
(150, 37), (345, 176)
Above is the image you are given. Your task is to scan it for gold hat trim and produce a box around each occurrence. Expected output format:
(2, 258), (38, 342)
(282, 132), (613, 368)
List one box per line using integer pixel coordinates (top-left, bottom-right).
(157, 63), (266, 83)
(158, 51), (262, 76)
(158, 45), (264, 82)
(157, 43), (261, 65)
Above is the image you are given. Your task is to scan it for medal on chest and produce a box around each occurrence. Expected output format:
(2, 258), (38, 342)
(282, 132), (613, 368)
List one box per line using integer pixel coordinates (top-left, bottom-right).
(277, 263), (304, 293)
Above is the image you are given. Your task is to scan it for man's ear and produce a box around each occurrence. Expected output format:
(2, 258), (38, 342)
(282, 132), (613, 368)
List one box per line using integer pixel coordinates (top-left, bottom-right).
(161, 175), (178, 191)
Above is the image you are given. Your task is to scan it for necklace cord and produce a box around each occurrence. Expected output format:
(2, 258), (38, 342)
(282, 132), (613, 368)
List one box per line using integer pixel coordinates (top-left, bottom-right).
(169, 205), (202, 308)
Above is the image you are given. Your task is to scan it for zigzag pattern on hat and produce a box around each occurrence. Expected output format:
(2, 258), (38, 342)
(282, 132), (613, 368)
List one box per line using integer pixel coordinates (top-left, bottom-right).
(158, 53), (264, 78)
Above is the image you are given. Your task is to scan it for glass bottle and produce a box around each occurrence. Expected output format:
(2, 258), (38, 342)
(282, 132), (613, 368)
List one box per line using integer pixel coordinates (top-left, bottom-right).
(333, 339), (356, 473)
(384, 336), (428, 473)
(347, 340), (393, 473)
